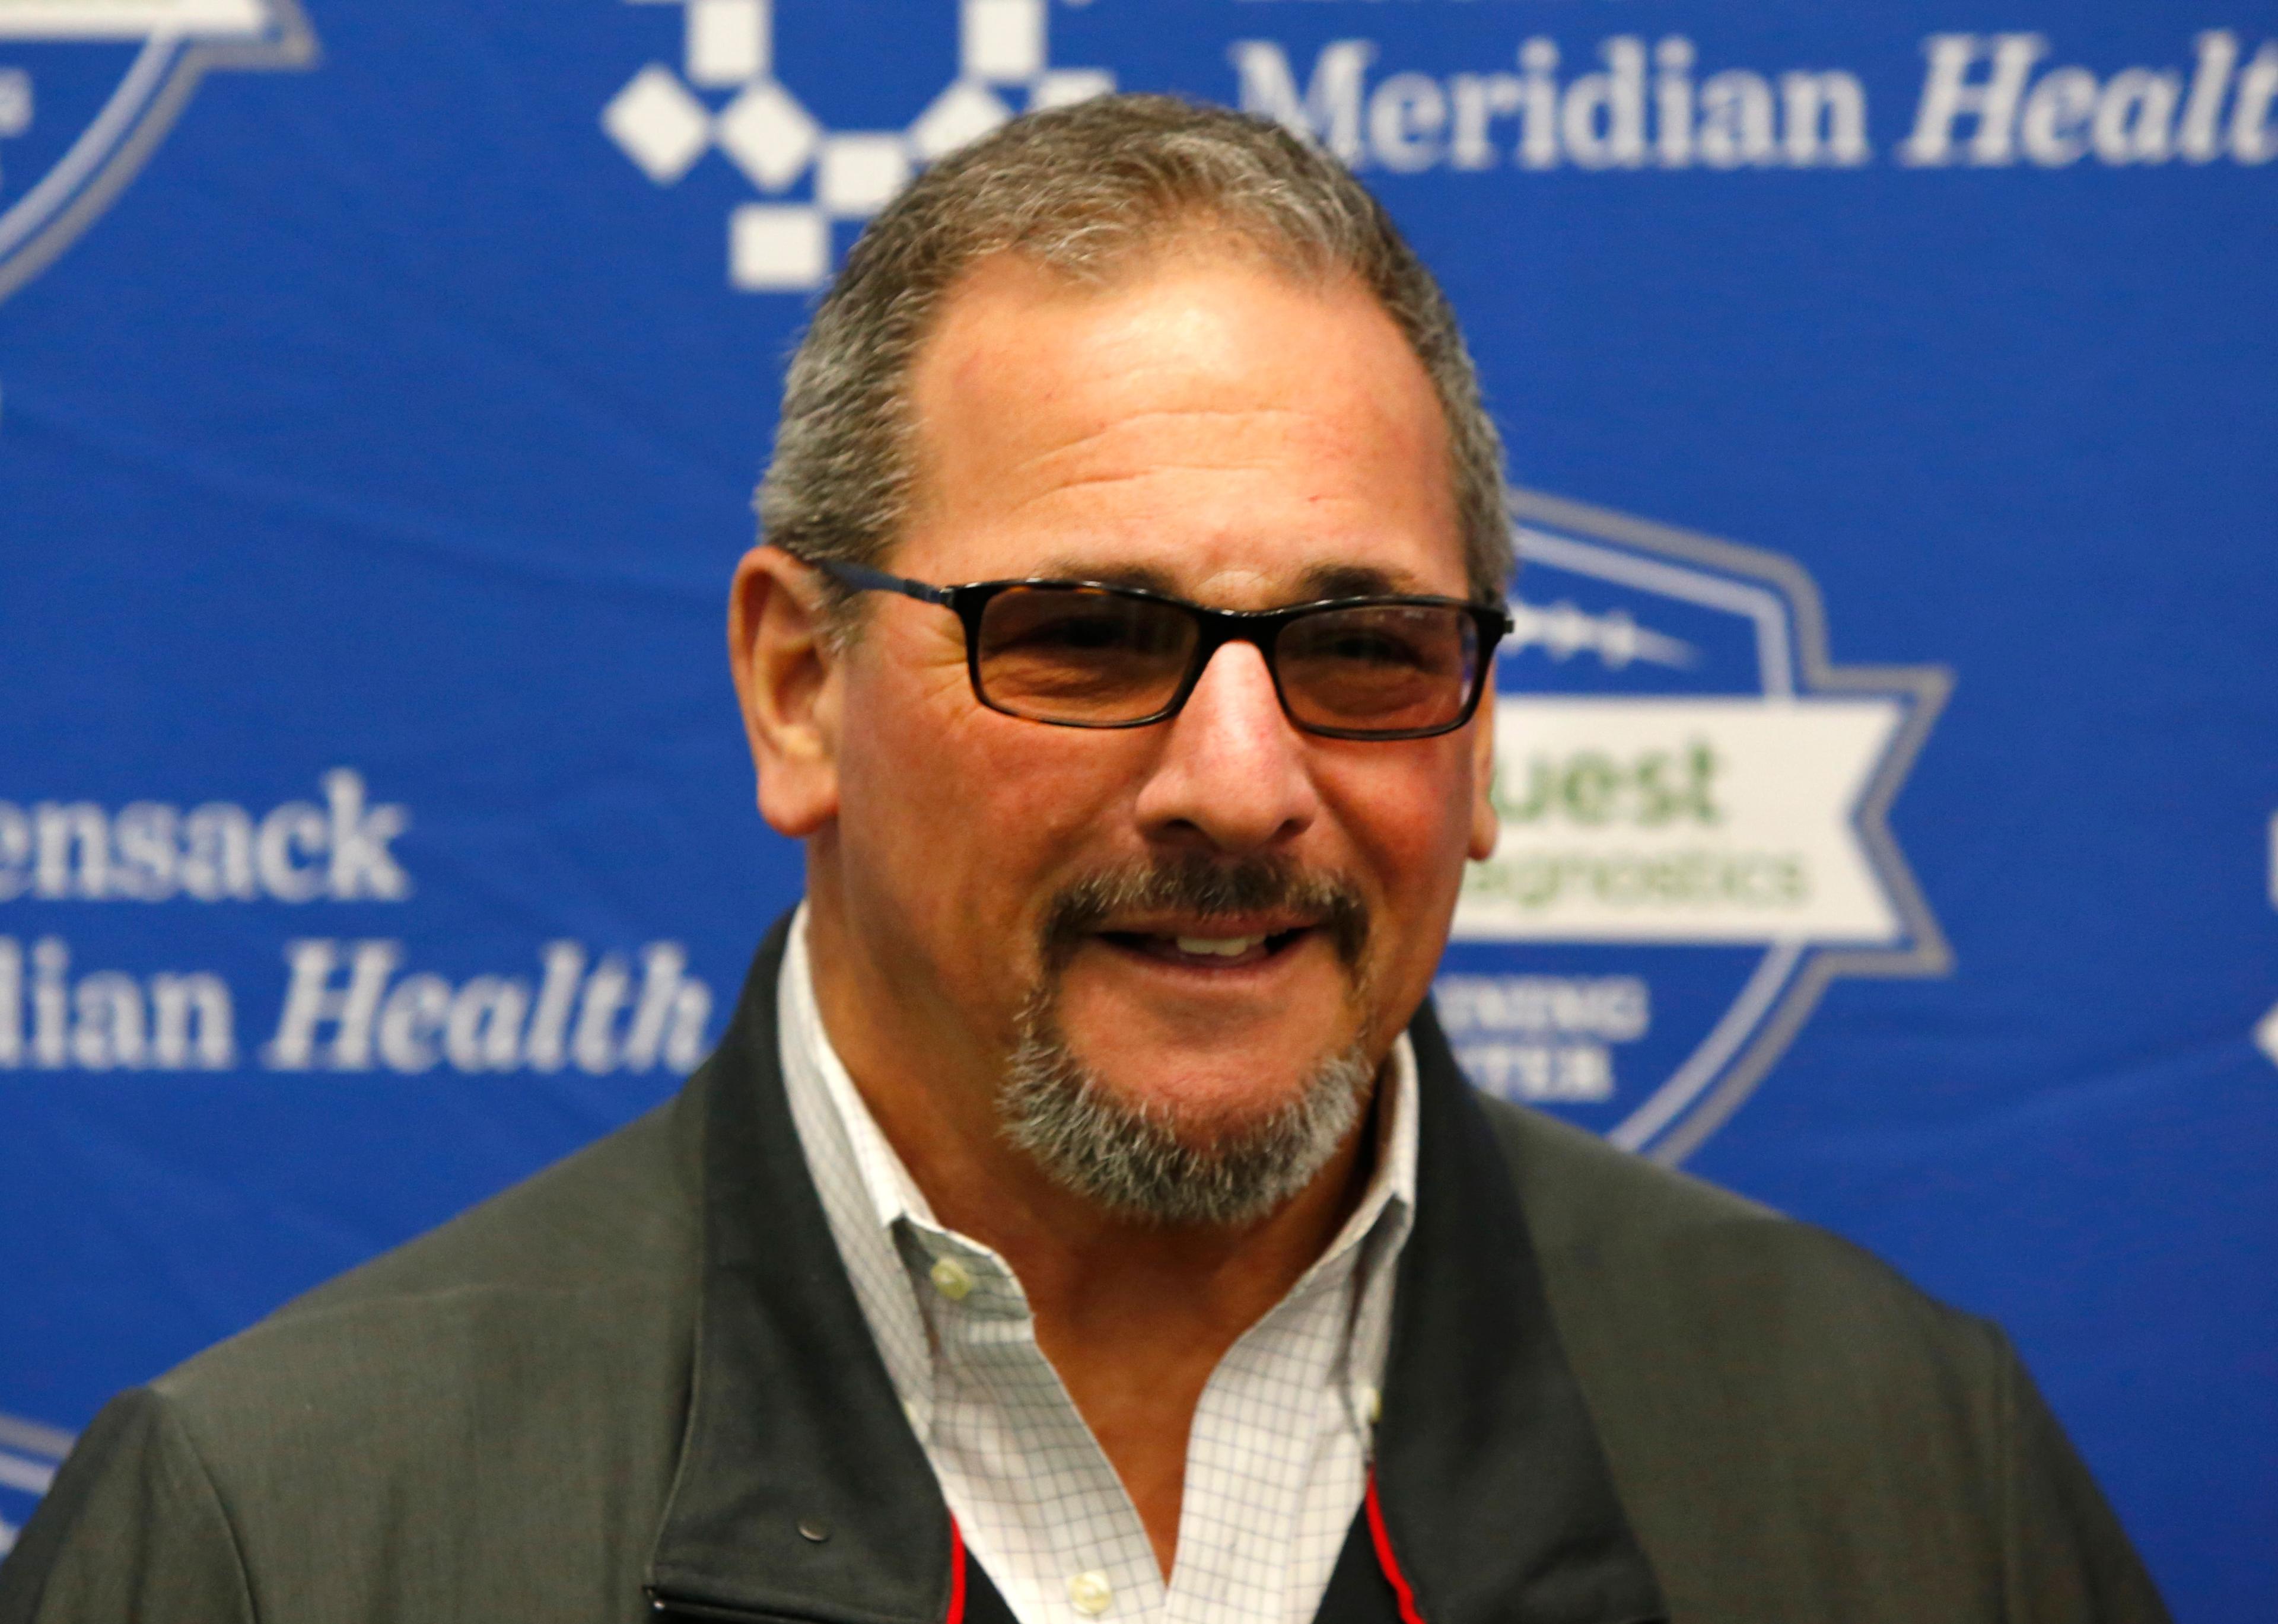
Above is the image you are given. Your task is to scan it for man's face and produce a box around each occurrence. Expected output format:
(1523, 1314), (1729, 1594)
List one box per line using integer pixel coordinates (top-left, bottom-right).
(812, 246), (1497, 1154)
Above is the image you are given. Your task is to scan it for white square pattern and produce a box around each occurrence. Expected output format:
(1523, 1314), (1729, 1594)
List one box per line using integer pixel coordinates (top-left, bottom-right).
(685, 0), (765, 87)
(909, 80), (1012, 163)
(962, 0), (1043, 82)
(605, 0), (1120, 289)
(817, 134), (911, 218)
(714, 79), (819, 191)
(731, 204), (828, 290)
(1029, 69), (1114, 113)
(602, 64), (711, 186)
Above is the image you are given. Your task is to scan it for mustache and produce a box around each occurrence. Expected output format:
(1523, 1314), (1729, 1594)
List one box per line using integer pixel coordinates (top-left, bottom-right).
(1038, 854), (1370, 973)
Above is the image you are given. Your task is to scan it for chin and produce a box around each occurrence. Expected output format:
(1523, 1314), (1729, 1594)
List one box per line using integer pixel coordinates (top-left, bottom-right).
(1054, 967), (1362, 1088)
(1000, 1020), (1377, 1228)
(1094, 1051), (1334, 1136)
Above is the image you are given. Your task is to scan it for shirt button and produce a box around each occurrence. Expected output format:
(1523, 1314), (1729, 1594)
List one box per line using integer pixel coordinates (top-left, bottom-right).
(1067, 1571), (1112, 1616)
(1358, 1384), (1383, 1425)
(928, 1256), (975, 1301)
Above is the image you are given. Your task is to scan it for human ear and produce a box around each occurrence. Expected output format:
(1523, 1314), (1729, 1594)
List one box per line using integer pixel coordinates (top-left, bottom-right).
(728, 546), (842, 838)
(1468, 688), (1500, 862)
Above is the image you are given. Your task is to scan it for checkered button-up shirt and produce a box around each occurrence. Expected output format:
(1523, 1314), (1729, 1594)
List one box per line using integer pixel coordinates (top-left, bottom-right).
(777, 910), (1418, 1624)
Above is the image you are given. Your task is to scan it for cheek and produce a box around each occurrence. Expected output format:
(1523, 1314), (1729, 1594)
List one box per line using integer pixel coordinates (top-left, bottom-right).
(1320, 743), (1478, 980)
(1330, 741), (1478, 883)
(837, 660), (1131, 926)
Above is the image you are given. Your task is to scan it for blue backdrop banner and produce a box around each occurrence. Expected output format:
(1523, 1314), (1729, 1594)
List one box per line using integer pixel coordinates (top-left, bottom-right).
(1, 2), (2273, 1613)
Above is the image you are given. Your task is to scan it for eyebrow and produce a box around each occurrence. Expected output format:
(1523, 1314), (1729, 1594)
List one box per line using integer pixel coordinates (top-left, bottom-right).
(1297, 562), (1427, 600)
(1030, 557), (1433, 603)
(1035, 558), (1183, 596)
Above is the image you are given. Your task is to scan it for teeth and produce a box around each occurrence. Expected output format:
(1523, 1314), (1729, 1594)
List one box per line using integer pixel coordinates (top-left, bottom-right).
(1175, 935), (1264, 957)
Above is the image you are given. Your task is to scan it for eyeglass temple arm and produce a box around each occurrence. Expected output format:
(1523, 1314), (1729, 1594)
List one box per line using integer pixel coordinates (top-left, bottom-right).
(806, 556), (956, 608)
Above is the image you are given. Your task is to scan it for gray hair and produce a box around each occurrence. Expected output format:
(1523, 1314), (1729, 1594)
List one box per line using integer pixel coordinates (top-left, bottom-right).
(756, 93), (1512, 619)
(1002, 1011), (1375, 1228)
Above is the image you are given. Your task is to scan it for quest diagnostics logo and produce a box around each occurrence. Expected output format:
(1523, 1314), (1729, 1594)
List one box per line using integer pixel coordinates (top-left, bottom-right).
(1437, 492), (1950, 1164)
(603, 0), (1113, 291)
(0, 0), (314, 305)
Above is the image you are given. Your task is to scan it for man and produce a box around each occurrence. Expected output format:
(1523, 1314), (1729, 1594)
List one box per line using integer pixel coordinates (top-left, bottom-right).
(1, 96), (2165, 1623)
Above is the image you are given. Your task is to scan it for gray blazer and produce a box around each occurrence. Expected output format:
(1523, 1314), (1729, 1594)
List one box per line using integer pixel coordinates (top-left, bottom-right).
(0, 917), (2169, 1623)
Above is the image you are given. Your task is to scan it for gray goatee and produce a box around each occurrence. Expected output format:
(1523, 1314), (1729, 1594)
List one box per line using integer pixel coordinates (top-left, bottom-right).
(998, 855), (1376, 1228)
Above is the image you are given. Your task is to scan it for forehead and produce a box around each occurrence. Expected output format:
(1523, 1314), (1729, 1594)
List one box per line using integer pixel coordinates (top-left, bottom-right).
(896, 247), (1465, 604)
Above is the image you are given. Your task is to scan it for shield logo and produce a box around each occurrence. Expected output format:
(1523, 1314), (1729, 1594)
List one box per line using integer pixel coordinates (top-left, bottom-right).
(0, 0), (315, 305)
(1441, 488), (1951, 1164)
(0, 1410), (72, 1553)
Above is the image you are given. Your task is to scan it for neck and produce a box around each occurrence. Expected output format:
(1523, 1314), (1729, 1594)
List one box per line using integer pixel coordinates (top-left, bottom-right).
(800, 889), (1385, 1575)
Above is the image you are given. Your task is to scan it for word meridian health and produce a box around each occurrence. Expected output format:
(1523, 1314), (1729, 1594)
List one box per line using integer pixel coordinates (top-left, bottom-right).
(0, 937), (712, 1078)
(1234, 30), (2277, 174)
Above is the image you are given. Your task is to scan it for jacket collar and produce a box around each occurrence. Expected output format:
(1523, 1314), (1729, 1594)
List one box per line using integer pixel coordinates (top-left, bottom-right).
(648, 916), (1664, 1624)
(1374, 1008), (1666, 1624)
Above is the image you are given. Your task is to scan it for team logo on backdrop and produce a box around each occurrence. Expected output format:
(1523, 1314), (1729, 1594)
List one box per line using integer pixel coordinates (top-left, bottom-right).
(603, 0), (1113, 291)
(600, 11), (2277, 289)
(0, 1410), (71, 1553)
(0, 0), (314, 305)
(1435, 492), (1949, 1164)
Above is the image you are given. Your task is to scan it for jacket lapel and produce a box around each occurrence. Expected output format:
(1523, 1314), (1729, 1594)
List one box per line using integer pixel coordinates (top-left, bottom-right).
(648, 916), (957, 1624)
(648, 919), (1663, 1624)
(1367, 1004), (1666, 1624)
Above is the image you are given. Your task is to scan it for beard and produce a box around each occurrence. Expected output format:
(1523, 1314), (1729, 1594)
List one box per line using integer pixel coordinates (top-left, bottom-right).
(997, 854), (1379, 1228)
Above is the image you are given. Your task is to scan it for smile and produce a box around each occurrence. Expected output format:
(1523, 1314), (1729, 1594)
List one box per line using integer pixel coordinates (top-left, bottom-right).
(1095, 925), (1313, 971)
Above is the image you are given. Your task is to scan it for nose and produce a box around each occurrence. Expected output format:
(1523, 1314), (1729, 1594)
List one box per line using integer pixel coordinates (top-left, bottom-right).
(1132, 639), (1322, 854)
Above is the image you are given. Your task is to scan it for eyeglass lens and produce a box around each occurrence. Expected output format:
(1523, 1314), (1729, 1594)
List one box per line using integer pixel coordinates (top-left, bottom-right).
(972, 586), (1481, 734)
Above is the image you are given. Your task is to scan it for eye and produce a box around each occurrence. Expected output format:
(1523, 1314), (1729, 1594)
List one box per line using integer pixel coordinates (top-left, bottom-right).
(1290, 610), (1455, 671)
(1015, 607), (1144, 652)
(1316, 626), (1432, 668)
(981, 590), (1191, 664)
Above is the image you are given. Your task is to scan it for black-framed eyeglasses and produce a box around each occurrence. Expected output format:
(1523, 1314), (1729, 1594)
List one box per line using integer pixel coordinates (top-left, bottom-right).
(804, 555), (1513, 741)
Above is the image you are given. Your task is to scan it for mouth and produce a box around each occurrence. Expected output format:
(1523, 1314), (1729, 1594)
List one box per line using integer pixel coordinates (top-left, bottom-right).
(1037, 855), (1372, 981)
(1093, 921), (1319, 972)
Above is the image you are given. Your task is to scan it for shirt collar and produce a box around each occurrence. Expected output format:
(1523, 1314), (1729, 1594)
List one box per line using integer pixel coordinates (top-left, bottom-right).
(648, 911), (1666, 1624)
(781, 906), (941, 1235)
